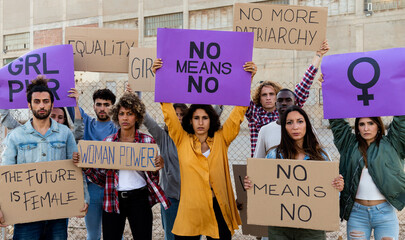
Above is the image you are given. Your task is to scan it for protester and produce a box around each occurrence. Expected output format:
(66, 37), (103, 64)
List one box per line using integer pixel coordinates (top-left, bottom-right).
(329, 115), (405, 239)
(155, 58), (256, 239)
(0, 76), (89, 239)
(0, 106), (84, 140)
(245, 40), (329, 157)
(68, 88), (118, 240)
(244, 106), (343, 240)
(76, 92), (169, 240)
(254, 88), (296, 158)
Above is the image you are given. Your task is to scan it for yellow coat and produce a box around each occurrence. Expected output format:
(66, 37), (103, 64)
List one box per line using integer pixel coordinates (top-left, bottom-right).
(161, 103), (245, 238)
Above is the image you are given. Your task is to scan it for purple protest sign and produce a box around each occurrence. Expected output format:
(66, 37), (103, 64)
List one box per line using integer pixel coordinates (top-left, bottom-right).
(155, 28), (253, 106)
(321, 48), (405, 119)
(0, 45), (76, 109)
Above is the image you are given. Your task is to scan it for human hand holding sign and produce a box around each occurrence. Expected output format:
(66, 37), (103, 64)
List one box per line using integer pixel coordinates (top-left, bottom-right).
(243, 61), (257, 82)
(312, 40), (330, 68)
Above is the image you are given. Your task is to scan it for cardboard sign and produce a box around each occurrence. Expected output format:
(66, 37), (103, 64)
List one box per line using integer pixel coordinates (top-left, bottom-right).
(0, 160), (85, 225)
(233, 3), (327, 51)
(155, 28), (253, 106)
(0, 45), (76, 109)
(128, 47), (157, 92)
(247, 158), (339, 231)
(65, 27), (138, 73)
(322, 48), (405, 119)
(233, 164), (268, 237)
(77, 140), (158, 171)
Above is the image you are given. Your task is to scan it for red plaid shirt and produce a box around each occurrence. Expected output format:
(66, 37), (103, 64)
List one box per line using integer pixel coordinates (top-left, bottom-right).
(245, 65), (318, 157)
(85, 129), (170, 213)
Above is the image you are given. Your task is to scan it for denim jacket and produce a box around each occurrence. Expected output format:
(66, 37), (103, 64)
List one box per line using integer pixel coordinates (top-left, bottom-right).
(1, 118), (89, 203)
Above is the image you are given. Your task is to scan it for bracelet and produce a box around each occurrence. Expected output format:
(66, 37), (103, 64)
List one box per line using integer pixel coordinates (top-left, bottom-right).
(316, 54), (321, 58)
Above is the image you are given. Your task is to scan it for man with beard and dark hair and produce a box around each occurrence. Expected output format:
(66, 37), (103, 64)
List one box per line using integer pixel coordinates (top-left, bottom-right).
(0, 76), (89, 239)
(68, 87), (118, 240)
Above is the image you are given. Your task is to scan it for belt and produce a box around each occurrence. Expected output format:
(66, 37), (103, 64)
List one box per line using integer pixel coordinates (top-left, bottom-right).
(118, 186), (147, 199)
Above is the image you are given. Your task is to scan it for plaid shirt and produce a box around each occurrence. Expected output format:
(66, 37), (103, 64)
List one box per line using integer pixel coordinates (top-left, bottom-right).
(85, 129), (170, 213)
(245, 64), (318, 157)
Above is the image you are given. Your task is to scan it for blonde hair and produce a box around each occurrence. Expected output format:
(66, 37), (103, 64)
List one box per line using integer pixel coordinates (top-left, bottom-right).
(252, 81), (282, 106)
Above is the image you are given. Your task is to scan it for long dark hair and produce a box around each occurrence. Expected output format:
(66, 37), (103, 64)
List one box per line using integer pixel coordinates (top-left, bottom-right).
(54, 107), (71, 128)
(276, 105), (328, 161)
(354, 117), (384, 167)
(181, 104), (220, 138)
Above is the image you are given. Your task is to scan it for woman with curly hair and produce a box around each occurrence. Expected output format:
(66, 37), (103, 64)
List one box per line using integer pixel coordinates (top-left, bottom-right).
(78, 92), (170, 240)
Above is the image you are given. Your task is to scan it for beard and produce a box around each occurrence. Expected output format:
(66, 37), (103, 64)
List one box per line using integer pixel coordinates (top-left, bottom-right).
(96, 111), (110, 121)
(32, 108), (52, 120)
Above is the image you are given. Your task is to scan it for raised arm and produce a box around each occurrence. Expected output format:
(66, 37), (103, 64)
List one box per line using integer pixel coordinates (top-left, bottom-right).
(329, 118), (357, 154)
(68, 88), (83, 120)
(295, 40), (329, 107)
(222, 106), (248, 146)
(386, 115), (405, 159)
(161, 103), (186, 146)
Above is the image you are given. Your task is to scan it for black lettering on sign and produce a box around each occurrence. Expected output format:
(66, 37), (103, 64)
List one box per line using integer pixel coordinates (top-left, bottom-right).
(131, 57), (155, 79)
(239, 7), (263, 21)
(189, 42), (221, 60)
(276, 164), (307, 181)
(281, 203), (312, 222)
(188, 76), (218, 93)
(253, 183), (267, 195)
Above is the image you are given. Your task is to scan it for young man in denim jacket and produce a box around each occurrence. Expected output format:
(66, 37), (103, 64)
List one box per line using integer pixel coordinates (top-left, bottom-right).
(0, 76), (89, 239)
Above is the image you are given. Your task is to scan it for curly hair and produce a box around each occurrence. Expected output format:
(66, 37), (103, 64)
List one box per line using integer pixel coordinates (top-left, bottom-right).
(181, 104), (220, 138)
(110, 93), (145, 130)
(252, 81), (282, 106)
(93, 88), (116, 104)
(26, 75), (54, 104)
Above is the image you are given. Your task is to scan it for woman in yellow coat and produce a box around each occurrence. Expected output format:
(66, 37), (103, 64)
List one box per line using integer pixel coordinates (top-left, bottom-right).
(154, 59), (256, 240)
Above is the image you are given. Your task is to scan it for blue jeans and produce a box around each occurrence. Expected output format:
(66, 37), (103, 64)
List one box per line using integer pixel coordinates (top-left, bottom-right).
(13, 218), (68, 240)
(347, 201), (399, 240)
(161, 197), (179, 240)
(85, 181), (104, 240)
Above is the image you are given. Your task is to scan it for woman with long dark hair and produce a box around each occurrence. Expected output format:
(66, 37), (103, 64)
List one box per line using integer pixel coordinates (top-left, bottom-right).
(329, 115), (405, 239)
(245, 105), (343, 240)
(156, 58), (256, 239)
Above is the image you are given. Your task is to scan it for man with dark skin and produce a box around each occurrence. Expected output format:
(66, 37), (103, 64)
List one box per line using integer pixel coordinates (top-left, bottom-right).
(254, 89), (296, 160)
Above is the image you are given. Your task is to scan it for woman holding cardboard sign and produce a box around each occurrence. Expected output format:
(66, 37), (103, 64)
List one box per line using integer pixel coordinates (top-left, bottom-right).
(74, 92), (170, 240)
(244, 106), (344, 240)
(329, 115), (405, 239)
(154, 59), (256, 240)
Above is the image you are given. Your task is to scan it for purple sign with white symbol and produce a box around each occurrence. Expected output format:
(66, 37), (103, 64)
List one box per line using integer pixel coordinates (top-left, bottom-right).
(0, 45), (76, 109)
(321, 48), (405, 119)
(155, 28), (254, 106)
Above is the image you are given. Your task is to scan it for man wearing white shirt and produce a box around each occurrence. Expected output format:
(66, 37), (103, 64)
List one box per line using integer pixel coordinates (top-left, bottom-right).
(254, 89), (295, 158)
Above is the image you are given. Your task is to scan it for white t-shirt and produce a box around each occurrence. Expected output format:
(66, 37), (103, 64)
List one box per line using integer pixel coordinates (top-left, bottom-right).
(254, 122), (281, 158)
(117, 170), (147, 191)
(356, 167), (386, 200)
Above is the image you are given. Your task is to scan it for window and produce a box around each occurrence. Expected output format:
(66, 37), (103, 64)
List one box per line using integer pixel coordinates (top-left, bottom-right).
(3, 33), (30, 52)
(144, 13), (183, 37)
(3, 58), (17, 66)
(365, 0), (405, 12)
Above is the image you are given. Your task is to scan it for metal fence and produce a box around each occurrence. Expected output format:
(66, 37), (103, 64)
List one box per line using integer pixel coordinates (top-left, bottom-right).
(0, 75), (404, 240)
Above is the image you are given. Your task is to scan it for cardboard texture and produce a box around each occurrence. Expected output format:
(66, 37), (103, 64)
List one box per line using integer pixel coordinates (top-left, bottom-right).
(0, 45), (76, 109)
(77, 140), (158, 171)
(322, 48), (405, 119)
(65, 27), (139, 73)
(155, 28), (253, 106)
(233, 164), (268, 237)
(247, 158), (339, 231)
(0, 160), (85, 225)
(233, 3), (327, 51)
(128, 47), (157, 92)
